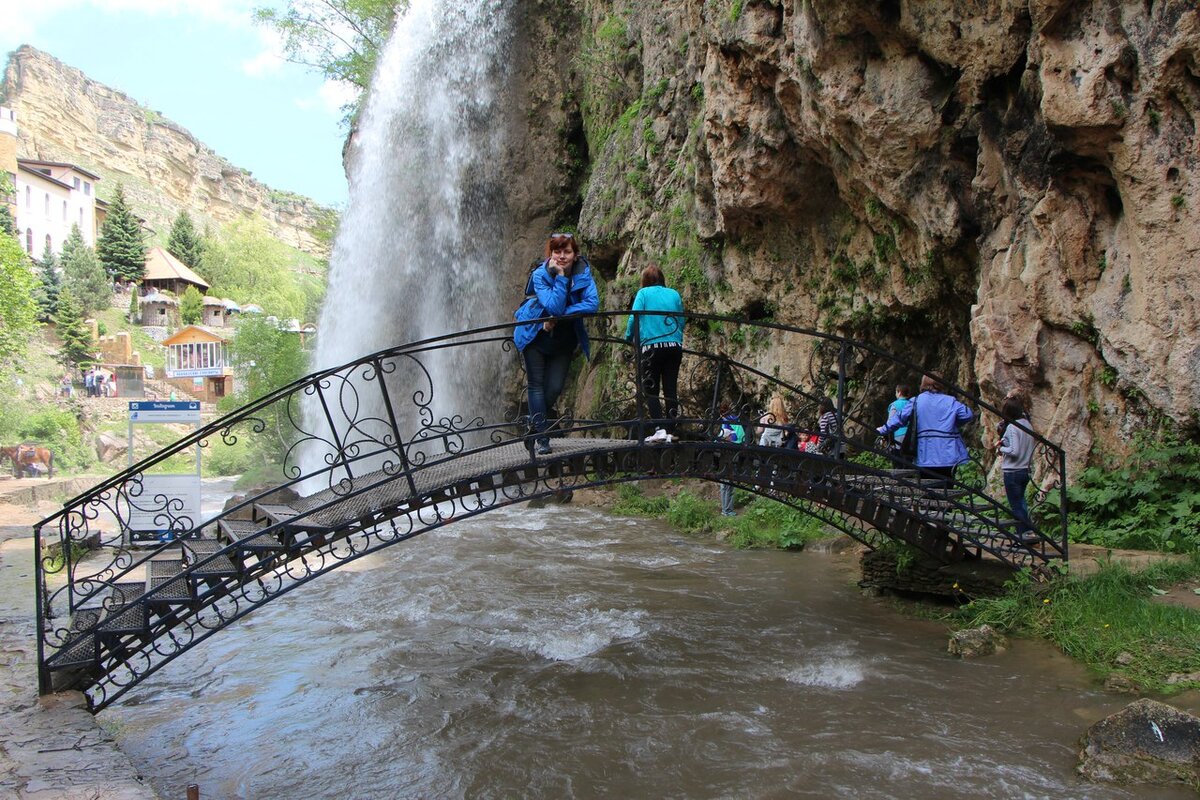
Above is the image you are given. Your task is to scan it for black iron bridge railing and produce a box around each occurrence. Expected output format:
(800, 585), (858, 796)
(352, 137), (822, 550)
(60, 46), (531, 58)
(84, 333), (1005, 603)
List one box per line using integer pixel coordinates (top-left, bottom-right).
(32, 312), (1068, 711)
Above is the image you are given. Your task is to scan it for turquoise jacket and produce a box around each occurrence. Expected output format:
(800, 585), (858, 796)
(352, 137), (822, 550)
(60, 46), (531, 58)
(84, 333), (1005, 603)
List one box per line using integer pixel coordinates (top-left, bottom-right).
(623, 285), (685, 346)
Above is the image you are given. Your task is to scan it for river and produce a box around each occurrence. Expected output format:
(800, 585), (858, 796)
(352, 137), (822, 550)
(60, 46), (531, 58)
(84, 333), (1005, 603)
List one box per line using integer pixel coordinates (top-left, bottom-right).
(100, 490), (1193, 799)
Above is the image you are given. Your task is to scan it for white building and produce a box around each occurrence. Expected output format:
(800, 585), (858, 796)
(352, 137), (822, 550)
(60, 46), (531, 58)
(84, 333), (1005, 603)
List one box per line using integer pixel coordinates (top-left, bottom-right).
(15, 158), (102, 256)
(0, 105), (103, 257)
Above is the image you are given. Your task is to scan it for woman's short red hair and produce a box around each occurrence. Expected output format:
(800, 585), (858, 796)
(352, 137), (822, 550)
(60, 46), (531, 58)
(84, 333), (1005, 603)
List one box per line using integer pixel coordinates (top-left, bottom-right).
(545, 232), (580, 259)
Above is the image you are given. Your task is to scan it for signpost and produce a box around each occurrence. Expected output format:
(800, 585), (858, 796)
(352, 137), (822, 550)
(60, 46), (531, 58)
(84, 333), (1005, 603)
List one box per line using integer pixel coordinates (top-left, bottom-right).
(127, 401), (203, 545)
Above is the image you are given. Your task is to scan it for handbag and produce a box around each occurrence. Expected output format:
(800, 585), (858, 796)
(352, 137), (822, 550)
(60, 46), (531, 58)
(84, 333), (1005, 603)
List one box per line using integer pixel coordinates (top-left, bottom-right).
(899, 401), (918, 458)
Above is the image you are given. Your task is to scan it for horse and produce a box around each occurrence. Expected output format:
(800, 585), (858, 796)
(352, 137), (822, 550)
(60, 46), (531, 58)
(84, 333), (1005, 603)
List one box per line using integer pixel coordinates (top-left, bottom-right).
(0, 444), (54, 479)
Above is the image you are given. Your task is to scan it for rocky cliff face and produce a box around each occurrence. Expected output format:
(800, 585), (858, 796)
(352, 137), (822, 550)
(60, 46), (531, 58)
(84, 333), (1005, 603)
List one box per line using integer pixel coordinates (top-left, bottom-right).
(2, 46), (333, 257)
(507, 0), (1200, 472)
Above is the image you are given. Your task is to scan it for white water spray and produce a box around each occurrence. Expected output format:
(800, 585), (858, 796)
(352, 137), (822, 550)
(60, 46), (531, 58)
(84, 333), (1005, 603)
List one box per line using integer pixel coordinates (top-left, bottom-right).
(302, 0), (515, 487)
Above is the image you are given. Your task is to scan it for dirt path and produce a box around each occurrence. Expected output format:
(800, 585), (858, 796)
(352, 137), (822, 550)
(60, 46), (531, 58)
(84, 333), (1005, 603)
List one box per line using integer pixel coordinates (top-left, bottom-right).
(0, 486), (157, 798)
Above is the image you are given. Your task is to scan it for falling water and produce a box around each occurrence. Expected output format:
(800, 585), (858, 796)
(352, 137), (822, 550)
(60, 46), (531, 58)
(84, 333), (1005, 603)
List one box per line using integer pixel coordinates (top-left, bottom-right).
(302, 0), (514, 485)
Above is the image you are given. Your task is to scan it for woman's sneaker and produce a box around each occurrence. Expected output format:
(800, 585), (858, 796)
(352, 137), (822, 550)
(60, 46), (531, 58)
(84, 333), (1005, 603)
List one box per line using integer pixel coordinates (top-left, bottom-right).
(644, 428), (670, 444)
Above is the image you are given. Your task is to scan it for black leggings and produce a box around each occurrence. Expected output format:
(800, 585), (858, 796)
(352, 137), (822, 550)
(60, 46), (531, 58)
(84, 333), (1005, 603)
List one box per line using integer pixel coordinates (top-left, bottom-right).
(641, 346), (682, 430)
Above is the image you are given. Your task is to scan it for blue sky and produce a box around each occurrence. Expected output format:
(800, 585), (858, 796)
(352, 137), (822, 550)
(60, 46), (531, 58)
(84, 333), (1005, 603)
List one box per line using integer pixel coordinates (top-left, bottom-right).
(0, 0), (356, 207)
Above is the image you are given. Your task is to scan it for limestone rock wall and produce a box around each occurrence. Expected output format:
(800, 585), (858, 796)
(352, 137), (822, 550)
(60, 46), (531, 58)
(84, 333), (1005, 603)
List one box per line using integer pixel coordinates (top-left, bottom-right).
(511, 0), (1200, 473)
(2, 46), (333, 257)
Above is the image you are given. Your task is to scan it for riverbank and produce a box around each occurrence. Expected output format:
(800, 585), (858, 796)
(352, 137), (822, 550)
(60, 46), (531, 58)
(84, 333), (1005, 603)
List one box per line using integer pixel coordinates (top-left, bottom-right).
(0, 480), (157, 799)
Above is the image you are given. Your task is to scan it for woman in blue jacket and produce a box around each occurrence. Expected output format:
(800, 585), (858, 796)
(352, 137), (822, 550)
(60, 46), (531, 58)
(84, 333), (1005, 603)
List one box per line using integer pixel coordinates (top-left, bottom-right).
(514, 232), (600, 455)
(877, 373), (973, 480)
(624, 264), (685, 440)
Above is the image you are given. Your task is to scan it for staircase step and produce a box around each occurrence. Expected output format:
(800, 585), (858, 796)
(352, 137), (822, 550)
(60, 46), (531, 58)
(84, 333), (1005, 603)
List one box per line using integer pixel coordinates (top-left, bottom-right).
(47, 634), (97, 670)
(218, 519), (285, 552)
(254, 503), (322, 530)
(181, 537), (240, 577)
(146, 557), (193, 604)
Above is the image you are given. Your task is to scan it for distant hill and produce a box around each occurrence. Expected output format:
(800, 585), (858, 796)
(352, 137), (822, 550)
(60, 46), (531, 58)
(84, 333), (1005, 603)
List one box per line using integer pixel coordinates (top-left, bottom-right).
(1, 45), (335, 258)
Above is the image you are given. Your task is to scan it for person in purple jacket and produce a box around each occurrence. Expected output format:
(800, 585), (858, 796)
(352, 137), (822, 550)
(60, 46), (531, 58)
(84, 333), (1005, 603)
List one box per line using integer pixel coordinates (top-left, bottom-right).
(877, 374), (973, 481)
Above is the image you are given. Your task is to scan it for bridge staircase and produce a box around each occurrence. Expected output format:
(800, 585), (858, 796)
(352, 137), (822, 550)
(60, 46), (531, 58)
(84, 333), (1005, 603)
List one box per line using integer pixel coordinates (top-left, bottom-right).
(33, 313), (1069, 711)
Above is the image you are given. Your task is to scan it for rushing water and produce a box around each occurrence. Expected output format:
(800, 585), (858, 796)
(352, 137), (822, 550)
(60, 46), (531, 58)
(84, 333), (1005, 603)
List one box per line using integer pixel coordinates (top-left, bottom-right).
(107, 503), (1192, 799)
(302, 0), (515, 483)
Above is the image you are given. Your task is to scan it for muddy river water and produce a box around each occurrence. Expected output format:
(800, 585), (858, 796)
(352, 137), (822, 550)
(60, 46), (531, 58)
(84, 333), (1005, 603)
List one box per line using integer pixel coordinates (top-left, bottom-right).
(104, 496), (1193, 799)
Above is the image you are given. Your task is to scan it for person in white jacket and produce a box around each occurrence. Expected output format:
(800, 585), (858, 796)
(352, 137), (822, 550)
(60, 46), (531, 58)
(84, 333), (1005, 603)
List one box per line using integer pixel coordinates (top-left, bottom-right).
(995, 396), (1039, 543)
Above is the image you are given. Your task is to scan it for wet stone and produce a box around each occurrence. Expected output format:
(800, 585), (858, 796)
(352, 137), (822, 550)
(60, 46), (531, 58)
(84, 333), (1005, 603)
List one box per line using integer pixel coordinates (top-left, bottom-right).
(1079, 699), (1200, 791)
(947, 624), (1008, 659)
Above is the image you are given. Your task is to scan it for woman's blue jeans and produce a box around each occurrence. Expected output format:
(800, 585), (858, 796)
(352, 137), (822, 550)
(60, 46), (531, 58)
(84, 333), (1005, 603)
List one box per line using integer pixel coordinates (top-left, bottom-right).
(1003, 468), (1036, 534)
(523, 345), (572, 440)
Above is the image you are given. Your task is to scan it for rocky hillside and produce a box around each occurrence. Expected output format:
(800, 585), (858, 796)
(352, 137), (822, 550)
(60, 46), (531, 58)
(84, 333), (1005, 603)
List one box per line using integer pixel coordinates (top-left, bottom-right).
(494, 0), (1200, 472)
(1, 45), (334, 257)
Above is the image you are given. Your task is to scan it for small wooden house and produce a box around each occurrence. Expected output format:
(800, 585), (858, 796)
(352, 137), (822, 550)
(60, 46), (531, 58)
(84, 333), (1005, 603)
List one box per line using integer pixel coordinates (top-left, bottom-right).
(161, 325), (232, 402)
(142, 246), (209, 297)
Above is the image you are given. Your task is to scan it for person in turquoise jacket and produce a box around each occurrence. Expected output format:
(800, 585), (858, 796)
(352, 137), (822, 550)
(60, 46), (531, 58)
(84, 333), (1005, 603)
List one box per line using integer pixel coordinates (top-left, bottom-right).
(624, 264), (685, 439)
(513, 232), (600, 455)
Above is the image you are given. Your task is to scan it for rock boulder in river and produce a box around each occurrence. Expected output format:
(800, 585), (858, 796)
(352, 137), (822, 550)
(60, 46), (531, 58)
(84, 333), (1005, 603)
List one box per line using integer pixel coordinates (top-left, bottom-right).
(947, 624), (1008, 659)
(1078, 698), (1200, 790)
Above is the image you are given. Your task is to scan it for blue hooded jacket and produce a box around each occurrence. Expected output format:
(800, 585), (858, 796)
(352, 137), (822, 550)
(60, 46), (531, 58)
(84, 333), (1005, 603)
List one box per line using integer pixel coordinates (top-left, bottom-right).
(514, 257), (600, 356)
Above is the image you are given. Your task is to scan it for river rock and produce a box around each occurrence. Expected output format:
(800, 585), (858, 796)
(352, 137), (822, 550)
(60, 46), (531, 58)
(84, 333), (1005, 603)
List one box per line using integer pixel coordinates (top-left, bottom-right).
(1078, 698), (1200, 790)
(1114, 651), (1135, 667)
(1103, 673), (1140, 694)
(947, 625), (1008, 658)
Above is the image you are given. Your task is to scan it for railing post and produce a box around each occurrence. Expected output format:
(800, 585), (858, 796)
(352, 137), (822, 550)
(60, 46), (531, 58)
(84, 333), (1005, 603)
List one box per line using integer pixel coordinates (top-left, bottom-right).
(632, 313), (647, 442)
(372, 357), (419, 498)
(1059, 447), (1069, 561)
(34, 523), (48, 695)
(835, 341), (848, 458)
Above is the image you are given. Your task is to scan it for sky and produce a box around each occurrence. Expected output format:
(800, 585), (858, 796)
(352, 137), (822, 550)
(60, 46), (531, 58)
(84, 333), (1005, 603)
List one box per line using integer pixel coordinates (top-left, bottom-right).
(0, 0), (359, 207)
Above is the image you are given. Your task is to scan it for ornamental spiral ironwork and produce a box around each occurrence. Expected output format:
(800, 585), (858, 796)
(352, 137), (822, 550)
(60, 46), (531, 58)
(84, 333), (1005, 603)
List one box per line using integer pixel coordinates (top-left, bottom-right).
(32, 312), (1069, 712)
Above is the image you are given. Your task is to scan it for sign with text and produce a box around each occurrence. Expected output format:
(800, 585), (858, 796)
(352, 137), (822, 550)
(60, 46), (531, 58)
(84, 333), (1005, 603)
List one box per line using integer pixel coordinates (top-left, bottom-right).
(169, 367), (224, 379)
(128, 401), (202, 424)
(127, 473), (202, 544)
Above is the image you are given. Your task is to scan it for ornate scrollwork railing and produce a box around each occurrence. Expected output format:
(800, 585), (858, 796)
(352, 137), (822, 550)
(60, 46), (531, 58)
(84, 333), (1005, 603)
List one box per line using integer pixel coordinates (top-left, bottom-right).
(33, 312), (1068, 708)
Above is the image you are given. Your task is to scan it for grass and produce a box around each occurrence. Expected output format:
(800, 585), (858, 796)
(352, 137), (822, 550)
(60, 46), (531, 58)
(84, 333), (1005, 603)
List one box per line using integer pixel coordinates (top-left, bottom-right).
(608, 482), (833, 550)
(949, 556), (1200, 693)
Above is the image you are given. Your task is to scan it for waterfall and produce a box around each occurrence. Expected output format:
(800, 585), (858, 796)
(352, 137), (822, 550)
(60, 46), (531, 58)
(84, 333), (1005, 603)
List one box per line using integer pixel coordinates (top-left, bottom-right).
(300, 0), (515, 490)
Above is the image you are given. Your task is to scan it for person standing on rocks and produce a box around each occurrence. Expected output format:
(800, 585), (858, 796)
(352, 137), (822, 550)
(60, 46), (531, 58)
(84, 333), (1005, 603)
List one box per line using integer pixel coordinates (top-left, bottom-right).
(513, 232), (600, 456)
(625, 264), (685, 442)
(877, 374), (973, 482)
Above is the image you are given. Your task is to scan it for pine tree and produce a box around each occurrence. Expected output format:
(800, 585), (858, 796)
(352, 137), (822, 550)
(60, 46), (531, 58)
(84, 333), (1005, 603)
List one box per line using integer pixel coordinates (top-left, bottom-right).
(61, 224), (112, 318)
(128, 285), (140, 324)
(54, 288), (96, 369)
(167, 210), (204, 270)
(179, 284), (204, 325)
(96, 183), (146, 282)
(35, 241), (61, 322)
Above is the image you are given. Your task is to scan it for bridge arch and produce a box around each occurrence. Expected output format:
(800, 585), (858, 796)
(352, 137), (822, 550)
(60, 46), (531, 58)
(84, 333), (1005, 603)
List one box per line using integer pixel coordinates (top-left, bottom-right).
(34, 313), (1068, 711)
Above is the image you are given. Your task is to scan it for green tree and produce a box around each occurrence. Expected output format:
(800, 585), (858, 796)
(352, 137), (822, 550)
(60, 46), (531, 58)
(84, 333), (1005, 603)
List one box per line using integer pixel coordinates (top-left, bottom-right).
(53, 288), (96, 369)
(128, 286), (140, 323)
(179, 284), (204, 325)
(0, 174), (15, 237)
(201, 218), (308, 319)
(227, 316), (309, 462)
(0, 230), (39, 364)
(167, 209), (205, 270)
(254, 0), (402, 116)
(96, 183), (146, 282)
(35, 241), (61, 322)
(60, 224), (111, 318)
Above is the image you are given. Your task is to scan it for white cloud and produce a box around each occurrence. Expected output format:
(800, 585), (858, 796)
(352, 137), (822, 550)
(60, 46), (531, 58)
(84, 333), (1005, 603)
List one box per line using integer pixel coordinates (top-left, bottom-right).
(242, 28), (287, 78)
(296, 79), (360, 116)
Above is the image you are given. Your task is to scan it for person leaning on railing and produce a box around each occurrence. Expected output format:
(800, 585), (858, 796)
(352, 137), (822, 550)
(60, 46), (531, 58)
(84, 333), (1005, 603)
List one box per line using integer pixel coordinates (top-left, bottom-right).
(624, 264), (685, 442)
(513, 232), (600, 456)
(876, 373), (973, 481)
(994, 395), (1040, 543)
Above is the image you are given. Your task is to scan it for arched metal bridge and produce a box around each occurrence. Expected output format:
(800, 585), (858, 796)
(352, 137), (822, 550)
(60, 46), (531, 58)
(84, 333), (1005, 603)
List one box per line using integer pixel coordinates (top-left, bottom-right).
(34, 312), (1068, 711)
